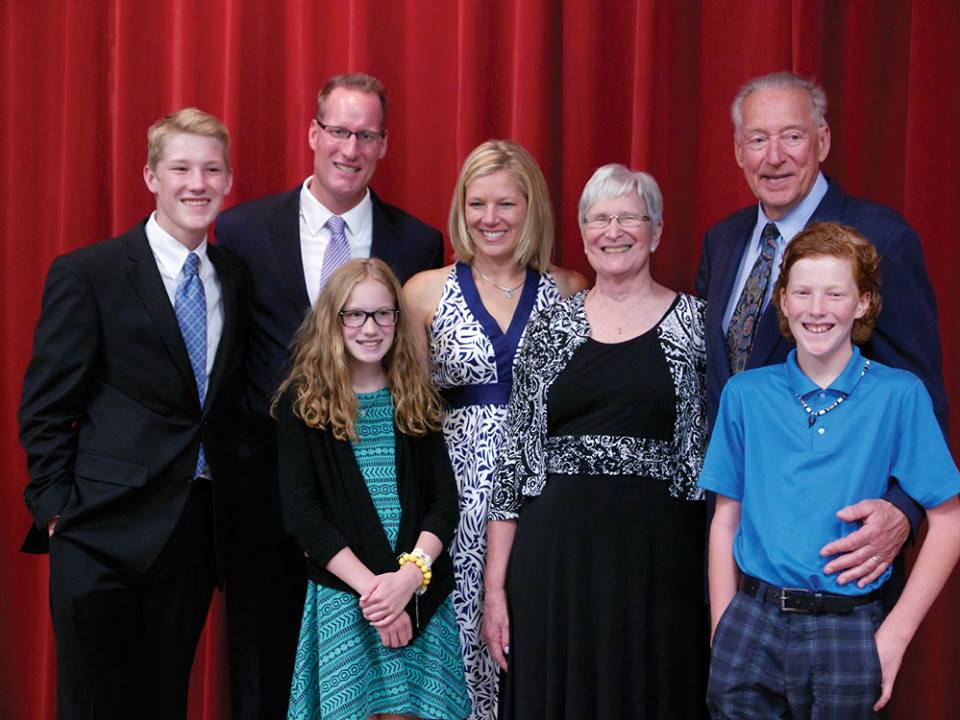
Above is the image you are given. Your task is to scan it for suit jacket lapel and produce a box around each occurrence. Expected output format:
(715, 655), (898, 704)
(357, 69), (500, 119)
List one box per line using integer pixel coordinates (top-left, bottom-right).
(204, 244), (238, 410)
(270, 187), (311, 316)
(369, 188), (400, 269)
(807, 177), (843, 223)
(711, 211), (755, 371)
(123, 226), (197, 392)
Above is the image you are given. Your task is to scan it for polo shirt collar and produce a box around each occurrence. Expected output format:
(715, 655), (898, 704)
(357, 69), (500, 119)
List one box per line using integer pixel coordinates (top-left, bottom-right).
(785, 345), (867, 397)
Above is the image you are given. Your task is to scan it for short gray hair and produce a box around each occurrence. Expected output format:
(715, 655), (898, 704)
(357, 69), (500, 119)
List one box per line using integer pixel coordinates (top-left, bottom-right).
(577, 164), (664, 228)
(731, 72), (827, 134)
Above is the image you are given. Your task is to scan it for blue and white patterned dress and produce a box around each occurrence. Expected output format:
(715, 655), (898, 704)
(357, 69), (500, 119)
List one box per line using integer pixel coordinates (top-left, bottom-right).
(287, 389), (471, 720)
(429, 263), (561, 719)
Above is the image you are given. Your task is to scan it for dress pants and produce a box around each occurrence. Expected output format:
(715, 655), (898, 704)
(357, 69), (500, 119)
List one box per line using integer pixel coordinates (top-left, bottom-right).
(49, 482), (216, 720)
(225, 440), (306, 720)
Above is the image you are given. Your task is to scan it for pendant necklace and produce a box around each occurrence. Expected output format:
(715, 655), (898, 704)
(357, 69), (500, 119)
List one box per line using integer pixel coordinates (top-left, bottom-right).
(796, 359), (870, 427)
(476, 268), (524, 299)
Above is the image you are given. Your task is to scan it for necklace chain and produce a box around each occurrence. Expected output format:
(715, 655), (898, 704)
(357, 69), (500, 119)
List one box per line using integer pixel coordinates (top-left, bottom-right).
(796, 359), (871, 427)
(475, 268), (524, 299)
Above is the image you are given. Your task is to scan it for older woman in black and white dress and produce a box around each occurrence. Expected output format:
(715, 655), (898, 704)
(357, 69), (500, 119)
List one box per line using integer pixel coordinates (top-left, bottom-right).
(483, 164), (709, 719)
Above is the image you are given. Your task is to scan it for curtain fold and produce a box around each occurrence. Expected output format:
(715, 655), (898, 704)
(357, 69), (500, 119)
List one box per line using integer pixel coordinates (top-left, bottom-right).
(3, 2), (957, 717)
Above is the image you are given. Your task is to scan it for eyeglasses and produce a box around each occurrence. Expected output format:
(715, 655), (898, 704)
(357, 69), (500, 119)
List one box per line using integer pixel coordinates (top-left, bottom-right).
(584, 213), (651, 229)
(338, 308), (400, 327)
(316, 121), (386, 146)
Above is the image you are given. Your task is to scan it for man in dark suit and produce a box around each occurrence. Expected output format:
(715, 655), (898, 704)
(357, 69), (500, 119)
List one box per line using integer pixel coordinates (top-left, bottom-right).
(19, 108), (249, 719)
(697, 71), (946, 590)
(214, 72), (444, 719)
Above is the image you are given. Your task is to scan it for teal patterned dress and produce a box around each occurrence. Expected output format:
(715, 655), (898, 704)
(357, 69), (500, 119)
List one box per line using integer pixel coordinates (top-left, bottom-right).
(287, 388), (471, 720)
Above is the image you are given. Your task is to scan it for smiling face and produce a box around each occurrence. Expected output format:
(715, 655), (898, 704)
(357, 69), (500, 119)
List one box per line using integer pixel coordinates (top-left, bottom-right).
(779, 254), (870, 373)
(308, 87), (387, 215)
(581, 193), (662, 281)
(340, 278), (396, 373)
(143, 132), (232, 249)
(734, 87), (830, 220)
(464, 169), (528, 265)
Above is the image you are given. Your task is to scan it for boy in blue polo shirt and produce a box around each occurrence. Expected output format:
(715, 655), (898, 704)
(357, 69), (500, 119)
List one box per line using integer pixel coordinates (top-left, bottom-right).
(700, 222), (960, 718)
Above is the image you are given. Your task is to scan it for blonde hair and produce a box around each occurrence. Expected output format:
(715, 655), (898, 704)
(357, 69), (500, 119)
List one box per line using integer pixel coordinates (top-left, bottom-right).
(273, 258), (442, 441)
(448, 140), (554, 271)
(146, 107), (231, 172)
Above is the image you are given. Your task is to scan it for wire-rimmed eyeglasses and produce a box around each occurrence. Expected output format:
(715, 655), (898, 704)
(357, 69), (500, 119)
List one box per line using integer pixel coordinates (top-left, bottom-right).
(316, 120), (386, 146)
(584, 213), (651, 229)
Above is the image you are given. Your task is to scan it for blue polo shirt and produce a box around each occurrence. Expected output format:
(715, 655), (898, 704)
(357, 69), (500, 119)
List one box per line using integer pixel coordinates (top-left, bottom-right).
(699, 346), (960, 596)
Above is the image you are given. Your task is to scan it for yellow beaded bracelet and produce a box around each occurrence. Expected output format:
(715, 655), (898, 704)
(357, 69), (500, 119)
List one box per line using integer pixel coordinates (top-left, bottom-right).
(398, 551), (432, 596)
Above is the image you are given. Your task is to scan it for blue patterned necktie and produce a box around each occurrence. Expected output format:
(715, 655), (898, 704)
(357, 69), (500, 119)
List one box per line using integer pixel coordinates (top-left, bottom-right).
(175, 252), (207, 476)
(319, 215), (351, 289)
(726, 222), (780, 374)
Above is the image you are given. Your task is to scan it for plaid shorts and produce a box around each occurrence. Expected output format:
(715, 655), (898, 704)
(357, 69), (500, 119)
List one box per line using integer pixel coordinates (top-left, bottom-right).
(708, 586), (885, 719)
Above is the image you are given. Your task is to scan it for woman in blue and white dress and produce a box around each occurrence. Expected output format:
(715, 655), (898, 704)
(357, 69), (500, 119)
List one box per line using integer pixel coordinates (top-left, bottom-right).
(404, 140), (586, 719)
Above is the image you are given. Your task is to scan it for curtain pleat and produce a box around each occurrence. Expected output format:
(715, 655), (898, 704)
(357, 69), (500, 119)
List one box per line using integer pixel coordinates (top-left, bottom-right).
(3, 2), (957, 718)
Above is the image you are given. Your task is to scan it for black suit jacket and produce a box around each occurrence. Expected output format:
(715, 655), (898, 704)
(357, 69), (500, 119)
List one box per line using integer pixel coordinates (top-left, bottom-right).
(19, 222), (250, 577)
(213, 186), (444, 547)
(696, 179), (946, 532)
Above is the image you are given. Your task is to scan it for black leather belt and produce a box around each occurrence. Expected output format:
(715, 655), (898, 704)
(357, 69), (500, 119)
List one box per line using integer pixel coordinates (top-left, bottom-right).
(740, 574), (881, 614)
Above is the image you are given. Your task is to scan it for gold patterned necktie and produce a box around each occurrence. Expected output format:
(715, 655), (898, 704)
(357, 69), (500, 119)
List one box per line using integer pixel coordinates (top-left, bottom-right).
(725, 222), (780, 374)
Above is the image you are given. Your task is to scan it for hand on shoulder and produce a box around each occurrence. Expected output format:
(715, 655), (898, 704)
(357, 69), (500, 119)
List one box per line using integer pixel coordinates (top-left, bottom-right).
(548, 263), (590, 298)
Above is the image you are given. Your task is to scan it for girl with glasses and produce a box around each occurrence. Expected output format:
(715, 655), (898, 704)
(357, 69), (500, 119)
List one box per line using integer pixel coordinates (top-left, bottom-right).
(275, 258), (470, 720)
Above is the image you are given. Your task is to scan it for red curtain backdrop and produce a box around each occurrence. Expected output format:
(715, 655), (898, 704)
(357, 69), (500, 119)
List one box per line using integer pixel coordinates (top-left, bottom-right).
(2, 1), (958, 717)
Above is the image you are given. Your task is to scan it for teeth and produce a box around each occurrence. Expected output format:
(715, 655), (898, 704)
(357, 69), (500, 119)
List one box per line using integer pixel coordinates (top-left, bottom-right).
(183, 199), (209, 205)
(601, 245), (632, 253)
(804, 324), (832, 334)
(482, 230), (506, 239)
(334, 162), (360, 173)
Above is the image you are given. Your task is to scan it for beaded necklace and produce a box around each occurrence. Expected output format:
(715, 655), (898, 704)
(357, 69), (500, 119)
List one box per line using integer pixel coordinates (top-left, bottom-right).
(796, 359), (871, 427)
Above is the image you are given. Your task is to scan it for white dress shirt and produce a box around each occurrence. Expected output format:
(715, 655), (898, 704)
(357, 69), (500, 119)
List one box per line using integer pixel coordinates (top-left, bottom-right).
(145, 213), (223, 379)
(299, 176), (374, 306)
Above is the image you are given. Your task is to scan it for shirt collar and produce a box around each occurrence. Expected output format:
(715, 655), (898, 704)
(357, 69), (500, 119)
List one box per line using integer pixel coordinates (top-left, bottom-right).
(145, 212), (210, 280)
(299, 176), (372, 238)
(754, 172), (829, 247)
(785, 345), (867, 397)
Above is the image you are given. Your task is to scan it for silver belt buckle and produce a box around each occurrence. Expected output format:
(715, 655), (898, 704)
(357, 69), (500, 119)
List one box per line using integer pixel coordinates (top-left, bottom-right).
(779, 587), (806, 613)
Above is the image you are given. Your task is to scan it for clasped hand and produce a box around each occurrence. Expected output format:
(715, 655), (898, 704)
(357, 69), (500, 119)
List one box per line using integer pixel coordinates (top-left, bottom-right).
(359, 564), (422, 647)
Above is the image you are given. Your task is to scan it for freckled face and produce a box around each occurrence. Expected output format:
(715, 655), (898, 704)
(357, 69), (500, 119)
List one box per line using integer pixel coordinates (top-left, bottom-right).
(779, 255), (869, 367)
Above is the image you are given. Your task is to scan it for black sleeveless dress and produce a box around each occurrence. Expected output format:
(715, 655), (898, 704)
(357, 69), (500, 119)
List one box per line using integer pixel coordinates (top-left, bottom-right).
(500, 322), (709, 719)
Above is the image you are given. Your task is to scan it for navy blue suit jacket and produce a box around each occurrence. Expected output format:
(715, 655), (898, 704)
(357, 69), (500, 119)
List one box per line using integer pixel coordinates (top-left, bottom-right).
(696, 179), (946, 532)
(214, 186), (444, 546)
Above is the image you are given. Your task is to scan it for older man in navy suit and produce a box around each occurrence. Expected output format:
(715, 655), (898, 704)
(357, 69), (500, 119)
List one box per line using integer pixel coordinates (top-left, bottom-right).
(697, 72), (946, 592)
(214, 72), (444, 719)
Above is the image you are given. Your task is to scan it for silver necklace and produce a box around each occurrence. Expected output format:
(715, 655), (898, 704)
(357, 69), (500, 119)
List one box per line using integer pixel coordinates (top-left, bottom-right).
(476, 268), (524, 299)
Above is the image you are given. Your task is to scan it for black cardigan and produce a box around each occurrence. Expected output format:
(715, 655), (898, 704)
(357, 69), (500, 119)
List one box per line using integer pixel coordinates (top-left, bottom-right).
(276, 391), (459, 634)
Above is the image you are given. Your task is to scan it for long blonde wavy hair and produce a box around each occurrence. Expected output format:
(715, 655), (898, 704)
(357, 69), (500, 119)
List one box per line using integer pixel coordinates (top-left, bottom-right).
(273, 258), (442, 441)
